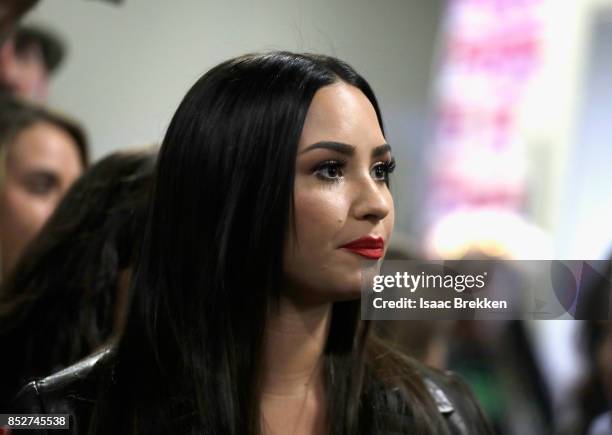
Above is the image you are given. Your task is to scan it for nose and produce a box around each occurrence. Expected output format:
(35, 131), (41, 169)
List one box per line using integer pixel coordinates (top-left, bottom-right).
(351, 176), (392, 223)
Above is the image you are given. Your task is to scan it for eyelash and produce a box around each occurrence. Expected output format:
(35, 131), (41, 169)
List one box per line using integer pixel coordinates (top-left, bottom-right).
(314, 160), (347, 182)
(314, 158), (396, 183)
(372, 158), (396, 183)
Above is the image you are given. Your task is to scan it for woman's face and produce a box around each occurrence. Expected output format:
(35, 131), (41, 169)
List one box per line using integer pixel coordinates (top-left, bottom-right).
(0, 121), (83, 274)
(283, 82), (395, 305)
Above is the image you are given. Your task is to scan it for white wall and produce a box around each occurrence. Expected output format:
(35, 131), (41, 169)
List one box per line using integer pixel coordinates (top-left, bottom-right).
(517, 0), (612, 258)
(556, 11), (612, 259)
(24, 0), (444, 235)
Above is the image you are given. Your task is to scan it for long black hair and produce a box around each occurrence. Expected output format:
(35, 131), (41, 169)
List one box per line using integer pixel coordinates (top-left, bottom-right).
(0, 148), (155, 406)
(93, 52), (447, 435)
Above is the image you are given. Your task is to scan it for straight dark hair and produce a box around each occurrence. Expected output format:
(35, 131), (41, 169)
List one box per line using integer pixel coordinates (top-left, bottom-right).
(0, 149), (155, 407)
(92, 52), (447, 435)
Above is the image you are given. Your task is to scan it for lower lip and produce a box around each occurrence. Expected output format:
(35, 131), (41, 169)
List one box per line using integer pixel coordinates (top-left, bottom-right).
(342, 247), (384, 260)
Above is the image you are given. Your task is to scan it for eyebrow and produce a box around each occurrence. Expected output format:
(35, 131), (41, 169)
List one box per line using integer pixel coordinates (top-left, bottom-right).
(301, 141), (392, 158)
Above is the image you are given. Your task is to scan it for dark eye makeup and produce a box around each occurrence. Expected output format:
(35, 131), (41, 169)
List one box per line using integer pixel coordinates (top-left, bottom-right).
(313, 156), (396, 184)
(371, 157), (396, 183)
(314, 159), (347, 182)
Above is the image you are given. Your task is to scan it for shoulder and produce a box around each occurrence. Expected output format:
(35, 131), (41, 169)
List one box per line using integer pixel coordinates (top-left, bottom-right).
(9, 346), (113, 434)
(417, 363), (493, 435)
(366, 341), (492, 435)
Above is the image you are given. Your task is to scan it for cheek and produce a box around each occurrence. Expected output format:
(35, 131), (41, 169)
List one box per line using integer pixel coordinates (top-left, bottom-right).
(0, 184), (55, 237)
(292, 187), (348, 247)
(283, 185), (351, 299)
(385, 196), (395, 242)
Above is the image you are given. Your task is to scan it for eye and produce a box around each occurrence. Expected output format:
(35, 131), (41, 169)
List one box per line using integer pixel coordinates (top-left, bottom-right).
(371, 158), (396, 182)
(25, 172), (58, 195)
(315, 160), (345, 182)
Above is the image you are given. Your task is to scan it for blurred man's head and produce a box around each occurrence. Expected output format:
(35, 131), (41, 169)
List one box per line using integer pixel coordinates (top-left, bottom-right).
(0, 0), (39, 40)
(0, 25), (65, 102)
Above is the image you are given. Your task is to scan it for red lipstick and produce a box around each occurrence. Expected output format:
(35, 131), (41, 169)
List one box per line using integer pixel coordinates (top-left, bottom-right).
(340, 236), (384, 260)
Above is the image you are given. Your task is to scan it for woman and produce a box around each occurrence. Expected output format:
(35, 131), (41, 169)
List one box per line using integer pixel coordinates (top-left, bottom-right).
(0, 96), (88, 279)
(0, 149), (155, 409)
(12, 52), (491, 434)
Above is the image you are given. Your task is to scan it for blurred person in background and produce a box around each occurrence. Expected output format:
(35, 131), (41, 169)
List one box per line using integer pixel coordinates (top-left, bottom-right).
(587, 321), (612, 435)
(577, 321), (612, 435)
(0, 0), (41, 100)
(0, 96), (88, 280)
(0, 148), (155, 410)
(442, 256), (555, 435)
(0, 24), (65, 103)
(0, 0), (38, 39)
(568, 258), (612, 435)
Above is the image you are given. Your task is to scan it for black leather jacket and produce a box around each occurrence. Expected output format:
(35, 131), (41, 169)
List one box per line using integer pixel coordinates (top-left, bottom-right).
(9, 347), (492, 434)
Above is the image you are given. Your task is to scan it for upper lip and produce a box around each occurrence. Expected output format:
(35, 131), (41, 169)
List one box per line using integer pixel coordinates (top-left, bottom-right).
(340, 235), (384, 249)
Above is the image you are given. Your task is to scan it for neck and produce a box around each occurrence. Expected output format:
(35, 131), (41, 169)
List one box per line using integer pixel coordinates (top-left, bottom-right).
(261, 297), (331, 397)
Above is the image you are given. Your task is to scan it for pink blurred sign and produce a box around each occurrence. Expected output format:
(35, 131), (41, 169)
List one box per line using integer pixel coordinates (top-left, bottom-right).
(428, 0), (543, 215)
